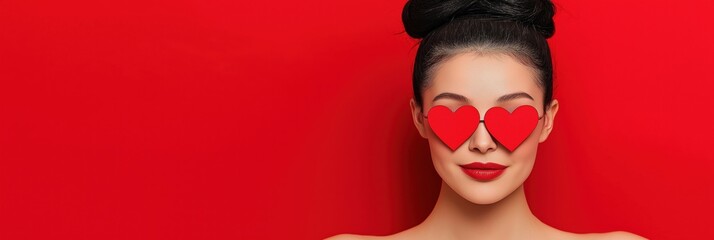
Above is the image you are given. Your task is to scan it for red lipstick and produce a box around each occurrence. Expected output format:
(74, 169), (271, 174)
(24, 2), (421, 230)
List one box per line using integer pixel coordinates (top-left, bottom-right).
(459, 162), (507, 181)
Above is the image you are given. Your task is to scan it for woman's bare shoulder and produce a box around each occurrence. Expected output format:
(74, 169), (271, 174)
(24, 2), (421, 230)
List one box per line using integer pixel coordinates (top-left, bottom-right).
(325, 226), (417, 240)
(570, 231), (648, 240)
(599, 231), (648, 240)
(323, 233), (384, 240)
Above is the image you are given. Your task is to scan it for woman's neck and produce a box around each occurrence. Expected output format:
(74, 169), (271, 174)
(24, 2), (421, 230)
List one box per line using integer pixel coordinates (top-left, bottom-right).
(415, 181), (549, 240)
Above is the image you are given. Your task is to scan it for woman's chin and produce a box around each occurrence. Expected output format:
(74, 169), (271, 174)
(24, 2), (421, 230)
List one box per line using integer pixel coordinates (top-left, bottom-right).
(460, 189), (508, 205)
(444, 181), (509, 205)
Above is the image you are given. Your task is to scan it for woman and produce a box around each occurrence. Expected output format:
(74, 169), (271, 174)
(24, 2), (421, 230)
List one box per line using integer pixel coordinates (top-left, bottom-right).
(328, 0), (646, 239)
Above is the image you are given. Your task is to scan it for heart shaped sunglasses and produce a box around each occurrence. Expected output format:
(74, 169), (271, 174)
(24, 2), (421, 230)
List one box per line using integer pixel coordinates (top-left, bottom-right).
(422, 105), (544, 152)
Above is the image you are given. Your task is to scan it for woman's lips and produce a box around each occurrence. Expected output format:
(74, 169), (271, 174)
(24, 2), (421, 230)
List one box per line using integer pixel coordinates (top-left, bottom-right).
(459, 162), (507, 181)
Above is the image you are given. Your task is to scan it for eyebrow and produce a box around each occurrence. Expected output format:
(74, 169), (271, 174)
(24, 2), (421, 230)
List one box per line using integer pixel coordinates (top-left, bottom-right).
(432, 91), (534, 103)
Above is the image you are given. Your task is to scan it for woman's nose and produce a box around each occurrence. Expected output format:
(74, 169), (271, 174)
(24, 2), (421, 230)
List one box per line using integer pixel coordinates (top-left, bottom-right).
(468, 121), (498, 153)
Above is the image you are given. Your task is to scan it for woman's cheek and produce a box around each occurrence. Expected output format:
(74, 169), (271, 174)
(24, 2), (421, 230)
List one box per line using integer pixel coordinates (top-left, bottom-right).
(429, 139), (451, 163)
(510, 126), (541, 170)
(427, 138), (455, 174)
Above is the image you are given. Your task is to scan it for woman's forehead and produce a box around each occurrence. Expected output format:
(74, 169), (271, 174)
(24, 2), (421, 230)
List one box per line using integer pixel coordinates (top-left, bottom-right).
(426, 52), (541, 104)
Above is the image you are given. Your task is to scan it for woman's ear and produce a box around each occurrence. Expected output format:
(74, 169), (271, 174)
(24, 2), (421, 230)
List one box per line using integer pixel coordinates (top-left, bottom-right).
(410, 98), (428, 139)
(538, 99), (559, 143)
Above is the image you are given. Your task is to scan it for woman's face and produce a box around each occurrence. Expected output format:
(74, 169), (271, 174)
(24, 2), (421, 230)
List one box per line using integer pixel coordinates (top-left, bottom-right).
(409, 52), (559, 204)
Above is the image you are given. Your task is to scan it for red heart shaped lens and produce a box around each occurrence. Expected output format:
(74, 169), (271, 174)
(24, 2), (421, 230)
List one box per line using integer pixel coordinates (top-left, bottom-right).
(426, 105), (480, 151)
(484, 105), (539, 152)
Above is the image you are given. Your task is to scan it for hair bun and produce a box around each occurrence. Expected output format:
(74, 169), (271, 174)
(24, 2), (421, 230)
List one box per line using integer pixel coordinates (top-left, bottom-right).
(402, 0), (556, 39)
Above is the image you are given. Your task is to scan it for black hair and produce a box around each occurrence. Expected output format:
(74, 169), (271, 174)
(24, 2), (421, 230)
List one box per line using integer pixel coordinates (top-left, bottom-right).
(402, 0), (557, 112)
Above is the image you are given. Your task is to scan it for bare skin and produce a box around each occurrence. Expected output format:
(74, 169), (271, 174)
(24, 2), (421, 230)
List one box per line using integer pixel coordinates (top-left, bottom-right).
(326, 181), (647, 240)
(325, 53), (648, 240)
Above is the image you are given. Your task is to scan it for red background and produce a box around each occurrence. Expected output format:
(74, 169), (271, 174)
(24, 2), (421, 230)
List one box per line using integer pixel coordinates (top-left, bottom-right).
(1, 0), (713, 239)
